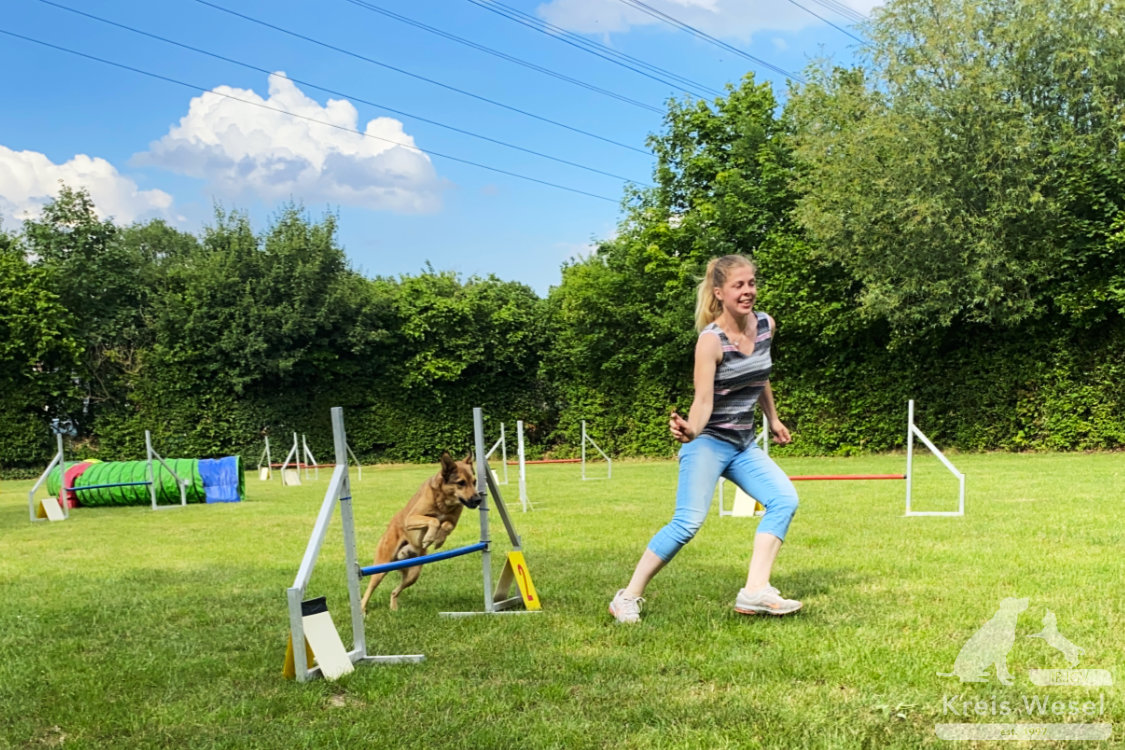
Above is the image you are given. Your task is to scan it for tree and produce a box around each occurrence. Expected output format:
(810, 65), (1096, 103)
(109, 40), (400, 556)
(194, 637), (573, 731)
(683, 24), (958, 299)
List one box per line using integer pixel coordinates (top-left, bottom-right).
(22, 186), (157, 425)
(152, 205), (366, 393)
(357, 269), (552, 462)
(0, 235), (80, 469)
(790, 0), (1125, 337)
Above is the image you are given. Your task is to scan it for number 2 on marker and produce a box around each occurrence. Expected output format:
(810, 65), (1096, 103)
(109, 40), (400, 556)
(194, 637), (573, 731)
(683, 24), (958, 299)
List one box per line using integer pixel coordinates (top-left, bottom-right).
(517, 564), (534, 602)
(508, 551), (540, 610)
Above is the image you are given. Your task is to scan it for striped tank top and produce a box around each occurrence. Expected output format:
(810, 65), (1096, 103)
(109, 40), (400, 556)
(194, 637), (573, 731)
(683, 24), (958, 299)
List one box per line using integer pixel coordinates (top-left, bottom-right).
(700, 312), (772, 449)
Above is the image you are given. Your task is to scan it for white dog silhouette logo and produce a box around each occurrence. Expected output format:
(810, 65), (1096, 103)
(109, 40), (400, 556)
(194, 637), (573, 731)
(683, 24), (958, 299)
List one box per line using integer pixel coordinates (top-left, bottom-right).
(1028, 610), (1085, 667)
(938, 597), (1028, 684)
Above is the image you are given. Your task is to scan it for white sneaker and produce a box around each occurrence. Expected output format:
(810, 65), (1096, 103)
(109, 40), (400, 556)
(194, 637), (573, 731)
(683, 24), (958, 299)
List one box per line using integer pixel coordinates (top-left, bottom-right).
(735, 585), (802, 616)
(609, 589), (645, 624)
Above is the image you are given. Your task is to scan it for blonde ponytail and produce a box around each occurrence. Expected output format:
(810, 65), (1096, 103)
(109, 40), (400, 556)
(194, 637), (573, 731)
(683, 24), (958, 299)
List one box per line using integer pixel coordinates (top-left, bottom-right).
(694, 255), (756, 332)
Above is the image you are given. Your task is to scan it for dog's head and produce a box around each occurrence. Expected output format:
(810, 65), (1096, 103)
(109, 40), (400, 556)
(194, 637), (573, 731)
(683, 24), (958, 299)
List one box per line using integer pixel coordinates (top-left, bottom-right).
(440, 451), (483, 509)
(998, 597), (1030, 614)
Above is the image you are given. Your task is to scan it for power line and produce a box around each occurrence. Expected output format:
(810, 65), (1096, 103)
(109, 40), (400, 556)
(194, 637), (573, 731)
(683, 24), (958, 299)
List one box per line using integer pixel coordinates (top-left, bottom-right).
(192, 0), (650, 156)
(36, 0), (652, 186)
(0, 27), (622, 204)
(614, 0), (806, 83)
(464, 0), (725, 100)
(339, 0), (664, 114)
(806, 0), (868, 25)
(784, 0), (866, 44)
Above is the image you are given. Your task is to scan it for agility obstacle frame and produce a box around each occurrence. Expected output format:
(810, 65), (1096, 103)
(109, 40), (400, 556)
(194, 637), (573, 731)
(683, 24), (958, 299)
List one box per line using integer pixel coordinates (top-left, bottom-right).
(279, 432), (301, 486)
(257, 436), (272, 481)
(503, 419), (612, 511)
(28, 430), (190, 521)
(516, 420), (532, 512)
(718, 400), (964, 517)
(905, 400), (965, 517)
(285, 406), (536, 682)
(301, 435), (319, 481)
(274, 431), (360, 484)
(484, 422), (509, 485)
(580, 420), (612, 481)
(27, 432), (69, 522)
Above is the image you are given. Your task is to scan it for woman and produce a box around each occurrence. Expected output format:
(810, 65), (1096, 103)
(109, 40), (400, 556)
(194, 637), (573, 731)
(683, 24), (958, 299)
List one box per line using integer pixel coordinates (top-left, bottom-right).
(609, 254), (801, 623)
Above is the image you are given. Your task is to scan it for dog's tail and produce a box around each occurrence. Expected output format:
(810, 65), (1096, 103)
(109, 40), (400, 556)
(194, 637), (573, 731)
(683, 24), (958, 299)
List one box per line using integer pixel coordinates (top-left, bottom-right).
(360, 571), (388, 612)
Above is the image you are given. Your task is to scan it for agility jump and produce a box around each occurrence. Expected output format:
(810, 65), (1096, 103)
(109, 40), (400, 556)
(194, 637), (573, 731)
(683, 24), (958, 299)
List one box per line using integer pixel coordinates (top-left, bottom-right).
(719, 400), (965, 517)
(502, 419), (612, 511)
(284, 406), (539, 683)
(271, 431), (361, 485)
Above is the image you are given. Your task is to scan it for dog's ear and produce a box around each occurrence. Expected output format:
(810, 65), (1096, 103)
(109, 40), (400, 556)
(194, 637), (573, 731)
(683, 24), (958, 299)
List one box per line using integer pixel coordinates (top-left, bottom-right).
(462, 452), (473, 465)
(440, 451), (456, 478)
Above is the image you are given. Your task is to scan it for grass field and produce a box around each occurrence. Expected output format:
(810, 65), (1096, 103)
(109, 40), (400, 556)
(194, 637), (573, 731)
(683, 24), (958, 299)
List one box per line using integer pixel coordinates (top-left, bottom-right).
(2, 450), (1123, 749)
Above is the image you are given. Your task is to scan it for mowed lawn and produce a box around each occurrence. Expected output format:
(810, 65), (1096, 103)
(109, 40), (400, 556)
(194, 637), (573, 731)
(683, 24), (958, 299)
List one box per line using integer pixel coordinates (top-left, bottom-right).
(2, 451), (1122, 749)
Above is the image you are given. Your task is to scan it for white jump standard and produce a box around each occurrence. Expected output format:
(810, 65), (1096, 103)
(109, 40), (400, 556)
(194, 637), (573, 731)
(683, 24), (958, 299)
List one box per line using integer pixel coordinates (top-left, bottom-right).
(580, 420), (612, 481)
(484, 422), (509, 485)
(716, 400), (965, 517)
(285, 406), (539, 683)
(905, 399), (965, 517)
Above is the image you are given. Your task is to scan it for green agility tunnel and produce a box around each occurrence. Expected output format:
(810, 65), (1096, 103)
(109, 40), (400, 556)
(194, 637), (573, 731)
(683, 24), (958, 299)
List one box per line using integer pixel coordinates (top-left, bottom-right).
(46, 456), (244, 508)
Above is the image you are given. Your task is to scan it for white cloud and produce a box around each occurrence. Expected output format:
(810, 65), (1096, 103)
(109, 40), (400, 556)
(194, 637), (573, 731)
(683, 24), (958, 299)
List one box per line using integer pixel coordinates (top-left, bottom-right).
(136, 73), (446, 214)
(0, 145), (173, 225)
(537, 0), (880, 41)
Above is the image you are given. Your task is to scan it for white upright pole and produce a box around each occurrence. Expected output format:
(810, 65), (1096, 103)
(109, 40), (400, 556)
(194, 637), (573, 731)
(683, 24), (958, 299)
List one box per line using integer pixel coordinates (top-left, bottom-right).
(146, 430), (158, 511)
(905, 400), (915, 515)
(473, 408), (493, 613)
(763, 410), (770, 455)
(581, 421), (587, 480)
(264, 436), (272, 479)
(517, 420), (528, 512)
(332, 408), (366, 660)
(500, 423), (508, 484)
(57, 433), (66, 517)
(57, 432), (68, 519)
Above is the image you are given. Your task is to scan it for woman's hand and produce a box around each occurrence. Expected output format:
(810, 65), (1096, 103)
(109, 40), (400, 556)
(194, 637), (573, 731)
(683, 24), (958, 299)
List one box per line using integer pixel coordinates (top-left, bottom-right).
(769, 417), (792, 445)
(669, 409), (694, 443)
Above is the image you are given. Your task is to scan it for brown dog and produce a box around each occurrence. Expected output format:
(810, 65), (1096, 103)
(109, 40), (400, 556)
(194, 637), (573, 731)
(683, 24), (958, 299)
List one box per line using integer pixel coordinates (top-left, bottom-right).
(360, 452), (482, 611)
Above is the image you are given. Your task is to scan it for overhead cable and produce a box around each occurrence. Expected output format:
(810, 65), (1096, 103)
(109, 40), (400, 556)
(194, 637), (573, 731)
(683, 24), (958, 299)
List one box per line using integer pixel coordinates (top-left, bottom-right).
(464, 0), (724, 100)
(340, 0), (664, 114)
(614, 0), (806, 83)
(192, 0), (650, 155)
(784, 0), (866, 44)
(806, 0), (868, 24)
(0, 28), (621, 204)
(36, 0), (652, 186)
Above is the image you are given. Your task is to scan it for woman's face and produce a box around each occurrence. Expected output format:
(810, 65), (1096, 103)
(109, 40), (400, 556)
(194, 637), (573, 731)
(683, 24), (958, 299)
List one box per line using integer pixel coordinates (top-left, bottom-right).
(714, 265), (756, 316)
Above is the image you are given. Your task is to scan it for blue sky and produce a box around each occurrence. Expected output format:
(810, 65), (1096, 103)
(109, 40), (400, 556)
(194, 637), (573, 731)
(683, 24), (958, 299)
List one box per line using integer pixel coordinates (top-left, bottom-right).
(0, 0), (877, 295)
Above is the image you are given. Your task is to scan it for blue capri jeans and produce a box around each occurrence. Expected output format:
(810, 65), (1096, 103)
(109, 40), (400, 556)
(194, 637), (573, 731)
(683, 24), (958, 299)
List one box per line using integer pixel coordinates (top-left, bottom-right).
(647, 435), (799, 562)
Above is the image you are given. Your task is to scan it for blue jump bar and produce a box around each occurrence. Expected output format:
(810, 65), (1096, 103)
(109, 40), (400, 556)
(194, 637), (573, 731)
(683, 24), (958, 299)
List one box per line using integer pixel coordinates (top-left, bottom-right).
(359, 541), (487, 577)
(72, 481), (153, 491)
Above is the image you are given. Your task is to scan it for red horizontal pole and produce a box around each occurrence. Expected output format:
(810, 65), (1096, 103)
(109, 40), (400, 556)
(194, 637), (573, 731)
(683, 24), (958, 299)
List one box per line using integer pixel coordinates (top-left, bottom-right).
(788, 474), (905, 481)
(506, 458), (582, 465)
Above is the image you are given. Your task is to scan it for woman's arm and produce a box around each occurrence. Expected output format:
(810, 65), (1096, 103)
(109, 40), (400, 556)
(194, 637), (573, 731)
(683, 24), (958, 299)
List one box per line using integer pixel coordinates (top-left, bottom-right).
(758, 314), (791, 444)
(670, 332), (721, 443)
(756, 382), (791, 445)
